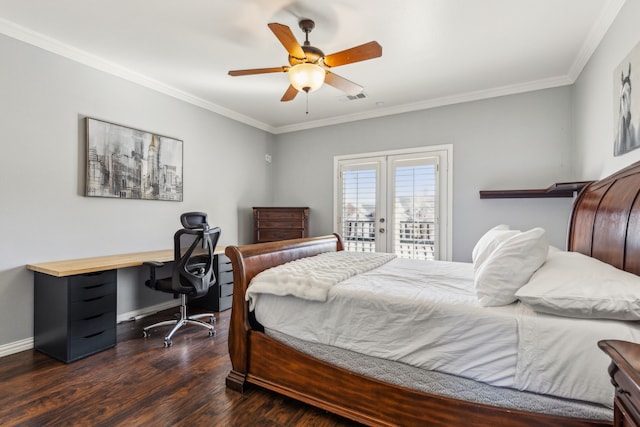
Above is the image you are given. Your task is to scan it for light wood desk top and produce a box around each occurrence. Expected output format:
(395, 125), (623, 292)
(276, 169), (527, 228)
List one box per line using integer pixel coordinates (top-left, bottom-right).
(27, 246), (226, 277)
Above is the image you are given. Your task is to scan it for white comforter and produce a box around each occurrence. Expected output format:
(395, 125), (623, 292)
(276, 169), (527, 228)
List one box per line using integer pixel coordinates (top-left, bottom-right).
(249, 254), (640, 407)
(246, 251), (396, 310)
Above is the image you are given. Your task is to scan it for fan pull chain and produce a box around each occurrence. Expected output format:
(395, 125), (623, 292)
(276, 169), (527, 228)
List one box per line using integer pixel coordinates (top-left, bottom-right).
(306, 92), (309, 115)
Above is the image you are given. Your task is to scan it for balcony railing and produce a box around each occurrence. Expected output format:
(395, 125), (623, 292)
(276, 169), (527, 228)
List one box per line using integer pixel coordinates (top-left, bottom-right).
(342, 220), (436, 260)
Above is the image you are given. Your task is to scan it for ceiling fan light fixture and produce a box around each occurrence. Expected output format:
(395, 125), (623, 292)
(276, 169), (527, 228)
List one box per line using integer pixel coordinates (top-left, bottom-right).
(228, 20), (381, 103)
(288, 63), (325, 93)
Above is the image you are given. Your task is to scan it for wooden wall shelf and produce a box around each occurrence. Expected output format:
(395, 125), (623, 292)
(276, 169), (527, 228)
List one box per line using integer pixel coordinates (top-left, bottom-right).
(479, 181), (593, 199)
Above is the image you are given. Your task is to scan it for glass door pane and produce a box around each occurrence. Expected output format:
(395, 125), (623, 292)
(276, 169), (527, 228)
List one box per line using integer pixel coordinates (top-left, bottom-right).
(389, 156), (438, 260)
(338, 159), (384, 252)
(336, 149), (448, 259)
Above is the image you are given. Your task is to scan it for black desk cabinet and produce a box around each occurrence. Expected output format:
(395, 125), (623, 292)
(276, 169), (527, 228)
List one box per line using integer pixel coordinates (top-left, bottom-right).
(34, 270), (117, 363)
(190, 254), (234, 311)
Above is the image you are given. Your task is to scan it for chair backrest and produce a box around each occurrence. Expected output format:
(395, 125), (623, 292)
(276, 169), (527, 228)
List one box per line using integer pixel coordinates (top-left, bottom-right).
(172, 212), (221, 298)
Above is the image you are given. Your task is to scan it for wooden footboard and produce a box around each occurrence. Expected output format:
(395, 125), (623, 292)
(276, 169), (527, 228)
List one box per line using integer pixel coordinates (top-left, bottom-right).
(225, 234), (344, 392)
(224, 234), (610, 427)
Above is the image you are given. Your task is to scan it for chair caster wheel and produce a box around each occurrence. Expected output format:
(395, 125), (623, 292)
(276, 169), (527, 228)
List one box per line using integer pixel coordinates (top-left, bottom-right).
(208, 316), (215, 324)
(209, 330), (216, 337)
(164, 339), (172, 347)
(143, 330), (150, 338)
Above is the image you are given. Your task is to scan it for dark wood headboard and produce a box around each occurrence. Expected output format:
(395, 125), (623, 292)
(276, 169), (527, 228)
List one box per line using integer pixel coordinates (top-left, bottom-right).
(568, 160), (640, 275)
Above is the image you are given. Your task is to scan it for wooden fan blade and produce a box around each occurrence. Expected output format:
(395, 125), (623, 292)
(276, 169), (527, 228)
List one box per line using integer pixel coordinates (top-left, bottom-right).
(281, 85), (299, 102)
(323, 41), (382, 68)
(268, 23), (306, 60)
(324, 72), (363, 96)
(228, 67), (288, 76)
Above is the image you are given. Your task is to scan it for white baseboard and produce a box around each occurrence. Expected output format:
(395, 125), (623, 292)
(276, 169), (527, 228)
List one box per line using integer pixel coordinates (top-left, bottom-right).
(0, 300), (181, 358)
(116, 300), (181, 323)
(0, 337), (34, 358)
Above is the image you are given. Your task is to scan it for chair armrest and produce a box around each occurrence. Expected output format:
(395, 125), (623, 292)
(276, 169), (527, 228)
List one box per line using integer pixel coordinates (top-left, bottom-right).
(143, 261), (165, 268)
(143, 261), (165, 289)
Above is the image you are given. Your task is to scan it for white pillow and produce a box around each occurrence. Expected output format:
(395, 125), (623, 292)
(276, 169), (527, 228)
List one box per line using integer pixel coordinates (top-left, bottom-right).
(472, 225), (519, 269)
(515, 250), (640, 320)
(474, 227), (548, 306)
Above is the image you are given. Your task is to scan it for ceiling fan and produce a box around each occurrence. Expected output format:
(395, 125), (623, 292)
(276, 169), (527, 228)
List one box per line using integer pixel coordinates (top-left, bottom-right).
(228, 19), (382, 102)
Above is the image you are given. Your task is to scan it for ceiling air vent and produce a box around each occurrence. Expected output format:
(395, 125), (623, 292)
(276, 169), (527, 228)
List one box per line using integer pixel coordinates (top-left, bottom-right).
(338, 93), (368, 102)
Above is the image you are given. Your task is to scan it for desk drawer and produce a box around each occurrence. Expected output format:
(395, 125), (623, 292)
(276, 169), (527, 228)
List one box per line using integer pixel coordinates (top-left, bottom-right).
(68, 270), (116, 292)
(218, 270), (233, 286)
(217, 255), (233, 273)
(216, 254), (233, 286)
(220, 282), (233, 298)
(69, 279), (116, 302)
(69, 327), (116, 362)
(69, 311), (116, 339)
(70, 293), (117, 321)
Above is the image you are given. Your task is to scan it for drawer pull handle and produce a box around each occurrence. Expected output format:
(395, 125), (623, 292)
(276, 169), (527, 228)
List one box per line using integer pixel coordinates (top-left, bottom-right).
(83, 296), (105, 303)
(617, 387), (631, 397)
(83, 313), (105, 321)
(84, 330), (105, 339)
(83, 271), (108, 277)
(83, 283), (106, 290)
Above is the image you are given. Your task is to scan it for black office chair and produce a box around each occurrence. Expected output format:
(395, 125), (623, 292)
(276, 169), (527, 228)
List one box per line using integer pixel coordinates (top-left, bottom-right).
(143, 212), (221, 347)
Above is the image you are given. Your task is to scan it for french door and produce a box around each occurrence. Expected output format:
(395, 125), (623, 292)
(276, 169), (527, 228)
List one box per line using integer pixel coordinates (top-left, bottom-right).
(335, 147), (451, 261)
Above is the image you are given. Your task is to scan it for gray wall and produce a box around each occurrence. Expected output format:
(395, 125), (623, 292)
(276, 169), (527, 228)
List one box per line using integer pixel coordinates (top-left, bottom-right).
(3, 0), (639, 351)
(573, 0), (640, 179)
(273, 88), (575, 262)
(0, 34), (275, 346)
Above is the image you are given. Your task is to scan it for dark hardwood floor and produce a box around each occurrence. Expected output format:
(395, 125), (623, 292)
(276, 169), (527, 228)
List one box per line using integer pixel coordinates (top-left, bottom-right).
(0, 308), (361, 426)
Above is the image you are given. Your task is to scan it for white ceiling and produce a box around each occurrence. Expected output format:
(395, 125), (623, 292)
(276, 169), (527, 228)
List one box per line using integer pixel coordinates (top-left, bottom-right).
(0, 0), (627, 134)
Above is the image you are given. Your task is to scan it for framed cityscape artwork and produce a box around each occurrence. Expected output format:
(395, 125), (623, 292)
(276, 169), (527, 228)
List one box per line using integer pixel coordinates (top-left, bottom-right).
(85, 117), (183, 201)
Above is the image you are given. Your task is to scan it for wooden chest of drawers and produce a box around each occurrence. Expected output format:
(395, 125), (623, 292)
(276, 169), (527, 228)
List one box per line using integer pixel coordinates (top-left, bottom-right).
(34, 269), (117, 363)
(253, 207), (309, 243)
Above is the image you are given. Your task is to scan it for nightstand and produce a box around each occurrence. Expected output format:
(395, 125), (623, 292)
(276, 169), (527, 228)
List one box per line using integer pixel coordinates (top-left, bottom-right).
(599, 340), (640, 426)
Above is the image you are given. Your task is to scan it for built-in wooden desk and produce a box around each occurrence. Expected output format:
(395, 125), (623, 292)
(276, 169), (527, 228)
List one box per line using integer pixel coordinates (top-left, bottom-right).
(27, 247), (226, 277)
(27, 247), (226, 363)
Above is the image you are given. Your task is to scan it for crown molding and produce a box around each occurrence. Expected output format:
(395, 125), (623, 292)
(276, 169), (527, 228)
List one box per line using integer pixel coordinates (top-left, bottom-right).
(0, 17), (275, 133)
(568, 0), (627, 81)
(271, 75), (573, 134)
(0, 0), (625, 136)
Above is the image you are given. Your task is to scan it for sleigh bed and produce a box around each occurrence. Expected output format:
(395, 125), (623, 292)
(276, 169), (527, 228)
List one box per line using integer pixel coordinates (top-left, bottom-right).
(225, 161), (640, 427)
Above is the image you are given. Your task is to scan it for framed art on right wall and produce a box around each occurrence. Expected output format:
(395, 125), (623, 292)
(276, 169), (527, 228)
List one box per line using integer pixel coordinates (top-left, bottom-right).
(614, 40), (640, 157)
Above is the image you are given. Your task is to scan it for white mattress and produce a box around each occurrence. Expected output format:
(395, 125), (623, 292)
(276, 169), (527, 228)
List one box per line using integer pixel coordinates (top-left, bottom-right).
(252, 257), (640, 407)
